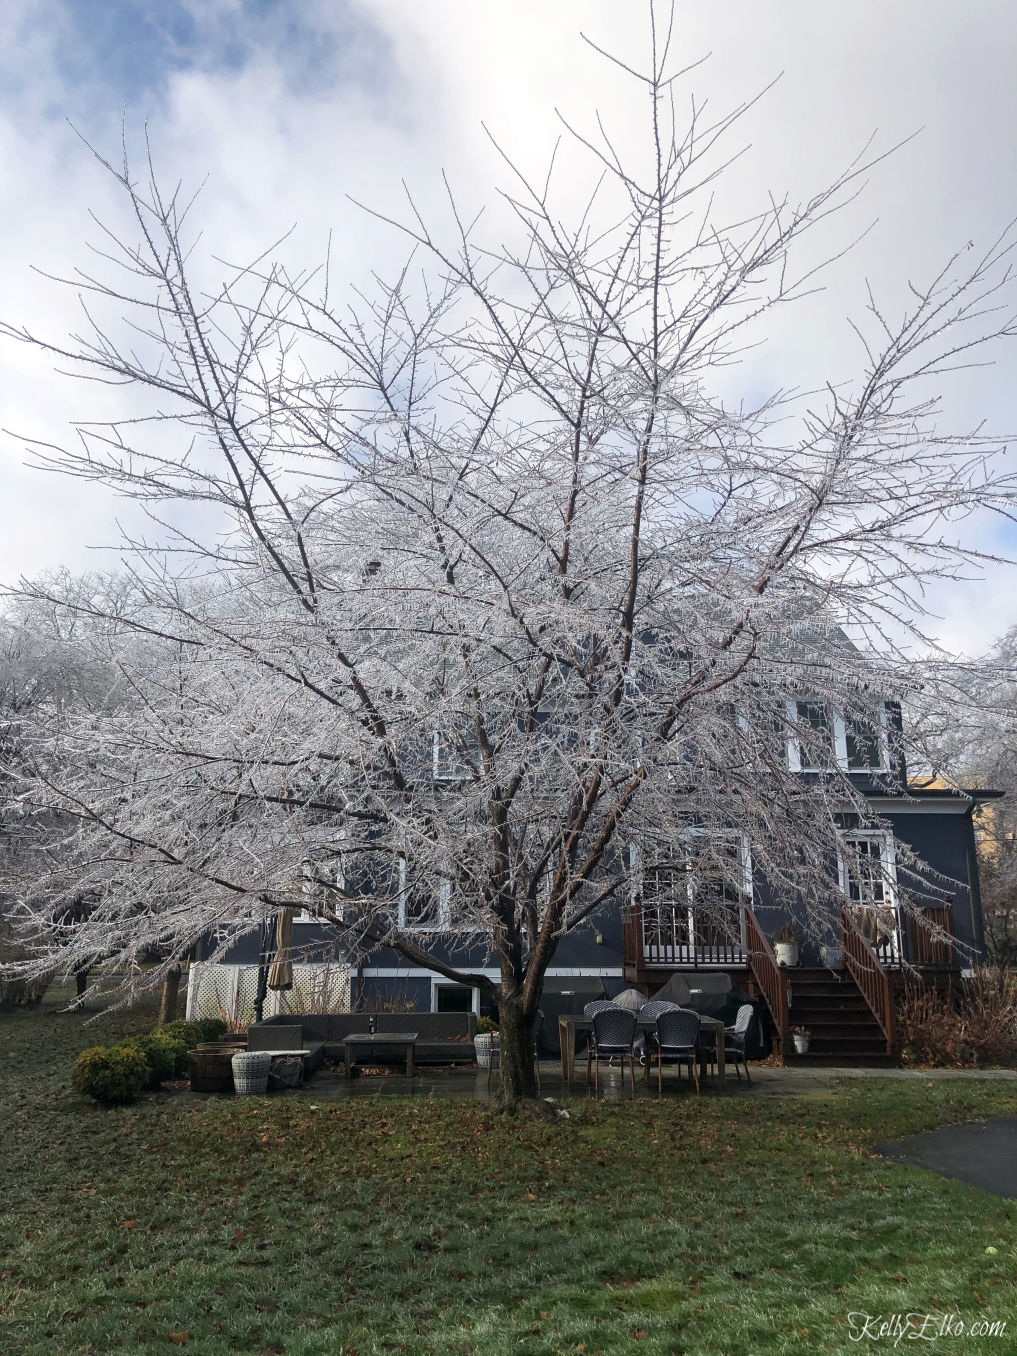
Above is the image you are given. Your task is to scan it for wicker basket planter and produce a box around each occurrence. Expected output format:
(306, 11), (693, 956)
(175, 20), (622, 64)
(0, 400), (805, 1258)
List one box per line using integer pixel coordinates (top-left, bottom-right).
(474, 1032), (500, 1069)
(267, 1055), (303, 1091)
(231, 1050), (272, 1095)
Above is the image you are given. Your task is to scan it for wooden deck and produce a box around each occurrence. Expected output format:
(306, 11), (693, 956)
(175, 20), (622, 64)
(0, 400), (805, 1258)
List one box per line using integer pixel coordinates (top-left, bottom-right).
(622, 901), (960, 1060)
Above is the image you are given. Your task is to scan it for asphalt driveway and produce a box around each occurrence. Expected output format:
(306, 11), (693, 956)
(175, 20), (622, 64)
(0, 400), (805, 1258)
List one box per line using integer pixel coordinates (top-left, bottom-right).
(875, 1115), (1017, 1198)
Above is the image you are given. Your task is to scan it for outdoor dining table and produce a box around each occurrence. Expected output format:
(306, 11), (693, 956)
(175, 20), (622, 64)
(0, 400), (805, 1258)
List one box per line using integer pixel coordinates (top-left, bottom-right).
(557, 1013), (726, 1086)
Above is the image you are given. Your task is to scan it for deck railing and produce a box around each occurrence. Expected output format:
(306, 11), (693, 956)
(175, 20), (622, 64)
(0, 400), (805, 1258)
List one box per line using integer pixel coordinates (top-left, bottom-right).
(744, 905), (790, 1060)
(839, 903), (897, 1054)
(901, 903), (957, 968)
(623, 899), (747, 970)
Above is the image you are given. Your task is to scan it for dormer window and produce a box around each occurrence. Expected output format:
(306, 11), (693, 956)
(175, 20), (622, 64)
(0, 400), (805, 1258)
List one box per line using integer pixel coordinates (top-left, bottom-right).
(787, 699), (889, 773)
(791, 700), (836, 771)
(298, 846), (348, 922)
(432, 721), (481, 781)
(397, 857), (450, 930)
(843, 713), (888, 770)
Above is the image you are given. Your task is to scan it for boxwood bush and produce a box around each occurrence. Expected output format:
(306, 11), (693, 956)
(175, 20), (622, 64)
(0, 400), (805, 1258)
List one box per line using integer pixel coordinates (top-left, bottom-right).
(71, 1016), (238, 1098)
(71, 1045), (148, 1105)
(157, 1017), (230, 1065)
(193, 1017), (229, 1043)
(119, 1032), (186, 1087)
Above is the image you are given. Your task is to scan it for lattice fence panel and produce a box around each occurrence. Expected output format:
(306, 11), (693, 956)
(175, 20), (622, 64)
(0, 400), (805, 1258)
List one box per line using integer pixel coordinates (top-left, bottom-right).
(186, 962), (351, 1023)
(268, 964), (350, 1016)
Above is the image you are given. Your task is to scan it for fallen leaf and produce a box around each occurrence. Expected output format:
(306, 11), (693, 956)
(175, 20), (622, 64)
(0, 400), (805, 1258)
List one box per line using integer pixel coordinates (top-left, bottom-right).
(168, 1333), (189, 1346)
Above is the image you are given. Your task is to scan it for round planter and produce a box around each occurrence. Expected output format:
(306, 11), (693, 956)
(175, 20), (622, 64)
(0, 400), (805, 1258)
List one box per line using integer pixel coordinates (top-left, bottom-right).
(774, 942), (799, 967)
(821, 945), (843, 969)
(187, 1048), (237, 1093)
(793, 1035), (810, 1055)
(231, 1050), (272, 1095)
(474, 1033), (500, 1069)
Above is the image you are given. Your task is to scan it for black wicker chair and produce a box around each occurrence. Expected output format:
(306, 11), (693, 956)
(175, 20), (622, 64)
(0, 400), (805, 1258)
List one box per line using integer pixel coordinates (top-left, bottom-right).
(583, 1000), (622, 1018)
(586, 1006), (639, 1096)
(638, 1000), (681, 1082)
(724, 1003), (754, 1082)
(652, 1008), (702, 1094)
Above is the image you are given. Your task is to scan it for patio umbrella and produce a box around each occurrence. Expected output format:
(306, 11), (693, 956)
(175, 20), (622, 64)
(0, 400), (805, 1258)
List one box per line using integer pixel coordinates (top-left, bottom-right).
(267, 908), (294, 990)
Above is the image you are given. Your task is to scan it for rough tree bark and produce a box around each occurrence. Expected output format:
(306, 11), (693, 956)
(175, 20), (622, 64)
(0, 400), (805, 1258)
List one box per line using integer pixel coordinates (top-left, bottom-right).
(158, 965), (182, 1025)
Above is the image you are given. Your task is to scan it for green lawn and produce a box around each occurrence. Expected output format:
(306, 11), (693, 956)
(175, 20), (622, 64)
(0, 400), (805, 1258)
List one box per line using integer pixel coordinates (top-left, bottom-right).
(1, 994), (1016, 1355)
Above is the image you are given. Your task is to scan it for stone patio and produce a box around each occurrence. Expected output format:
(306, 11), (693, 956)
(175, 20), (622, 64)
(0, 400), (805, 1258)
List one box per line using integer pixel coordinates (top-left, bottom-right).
(174, 1059), (1017, 1104)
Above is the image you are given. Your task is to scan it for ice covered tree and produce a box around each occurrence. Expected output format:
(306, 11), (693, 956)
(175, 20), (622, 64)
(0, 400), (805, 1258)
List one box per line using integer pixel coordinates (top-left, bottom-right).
(3, 6), (1017, 1097)
(912, 631), (1017, 967)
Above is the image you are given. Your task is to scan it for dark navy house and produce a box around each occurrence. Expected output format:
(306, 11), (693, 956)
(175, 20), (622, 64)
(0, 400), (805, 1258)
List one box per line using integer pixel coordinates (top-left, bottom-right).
(189, 687), (997, 1061)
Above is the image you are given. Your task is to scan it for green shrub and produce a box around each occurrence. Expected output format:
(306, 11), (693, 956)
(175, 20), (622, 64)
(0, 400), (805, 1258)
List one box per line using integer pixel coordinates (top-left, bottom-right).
(119, 1032), (186, 1087)
(193, 1017), (228, 1043)
(158, 1020), (204, 1067)
(476, 1015), (499, 1034)
(154, 1030), (189, 1076)
(71, 1045), (148, 1105)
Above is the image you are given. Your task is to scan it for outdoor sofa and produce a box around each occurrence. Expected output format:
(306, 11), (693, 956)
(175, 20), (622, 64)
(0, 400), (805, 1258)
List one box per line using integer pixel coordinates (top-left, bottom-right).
(248, 1011), (477, 1067)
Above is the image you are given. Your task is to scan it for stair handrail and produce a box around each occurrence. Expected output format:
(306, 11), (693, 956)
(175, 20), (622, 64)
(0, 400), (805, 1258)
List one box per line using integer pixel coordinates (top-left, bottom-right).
(839, 903), (897, 1054)
(744, 906), (789, 1060)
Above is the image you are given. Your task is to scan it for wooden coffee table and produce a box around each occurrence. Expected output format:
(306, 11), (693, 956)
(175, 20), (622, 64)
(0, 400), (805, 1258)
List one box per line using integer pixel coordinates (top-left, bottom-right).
(342, 1032), (418, 1077)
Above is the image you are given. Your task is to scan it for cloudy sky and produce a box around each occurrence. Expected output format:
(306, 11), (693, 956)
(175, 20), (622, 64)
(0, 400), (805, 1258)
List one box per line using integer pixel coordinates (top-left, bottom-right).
(2, 0), (1016, 655)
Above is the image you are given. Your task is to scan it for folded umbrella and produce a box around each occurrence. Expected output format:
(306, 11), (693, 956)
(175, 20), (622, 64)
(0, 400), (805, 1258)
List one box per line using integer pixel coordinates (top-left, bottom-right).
(267, 907), (294, 991)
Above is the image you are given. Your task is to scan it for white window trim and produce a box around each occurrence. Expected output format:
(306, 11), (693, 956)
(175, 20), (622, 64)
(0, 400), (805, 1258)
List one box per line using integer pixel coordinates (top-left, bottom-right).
(838, 829), (899, 907)
(297, 836), (348, 923)
(398, 856), (452, 931)
(632, 831), (754, 909)
(430, 978), (481, 1015)
(787, 698), (889, 774)
(633, 831), (751, 961)
(432, 728), (475, 782)
(838, 830), (901, 962)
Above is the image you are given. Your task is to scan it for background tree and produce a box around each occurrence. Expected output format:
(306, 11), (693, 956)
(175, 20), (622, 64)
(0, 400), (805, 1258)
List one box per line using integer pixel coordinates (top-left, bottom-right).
(0, 579), (120, 1005)
(912, 631), (1017, 968)
(3, 9), (1017, 1098)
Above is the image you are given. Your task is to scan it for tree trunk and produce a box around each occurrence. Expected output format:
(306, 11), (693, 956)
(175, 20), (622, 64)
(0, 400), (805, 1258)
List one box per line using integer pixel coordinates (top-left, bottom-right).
(158, 965), (182, 1025)
(493, 997), (538, 1105)
(74, 969), (89, 999)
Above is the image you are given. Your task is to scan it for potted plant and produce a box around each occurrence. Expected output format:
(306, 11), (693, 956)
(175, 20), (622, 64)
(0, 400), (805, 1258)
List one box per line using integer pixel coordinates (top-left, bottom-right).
(772, 922), (800, 967)
(474, 1015), (500, 1069)
(820, 942), (843, 969)
(792, 1025), (811, 1055)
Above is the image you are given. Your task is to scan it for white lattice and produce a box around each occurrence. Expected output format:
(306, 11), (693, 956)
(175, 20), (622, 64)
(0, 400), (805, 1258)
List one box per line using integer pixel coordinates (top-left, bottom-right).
(186, 961), (351, 1023)
(269, 963), (350, 1016)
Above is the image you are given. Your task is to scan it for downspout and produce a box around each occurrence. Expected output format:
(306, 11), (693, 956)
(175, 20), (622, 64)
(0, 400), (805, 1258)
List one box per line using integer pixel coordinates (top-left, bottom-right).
(964, 799), (987, 964)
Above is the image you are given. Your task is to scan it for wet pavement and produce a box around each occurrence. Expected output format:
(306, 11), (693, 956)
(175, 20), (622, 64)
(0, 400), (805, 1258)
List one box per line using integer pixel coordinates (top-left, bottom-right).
(170, 1060), (1017, 1106)
(874, 1116), (1017, 1199)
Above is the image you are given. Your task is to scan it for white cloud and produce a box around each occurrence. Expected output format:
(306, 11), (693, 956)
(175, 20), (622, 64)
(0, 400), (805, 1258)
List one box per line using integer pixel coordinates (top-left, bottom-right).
(2, 0), (1016, 654)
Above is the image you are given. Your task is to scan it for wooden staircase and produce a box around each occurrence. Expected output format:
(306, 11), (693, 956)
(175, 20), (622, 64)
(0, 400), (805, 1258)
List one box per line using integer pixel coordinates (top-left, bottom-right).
(786, 968), (890, 1059)
(743, 905), (900, 1062)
